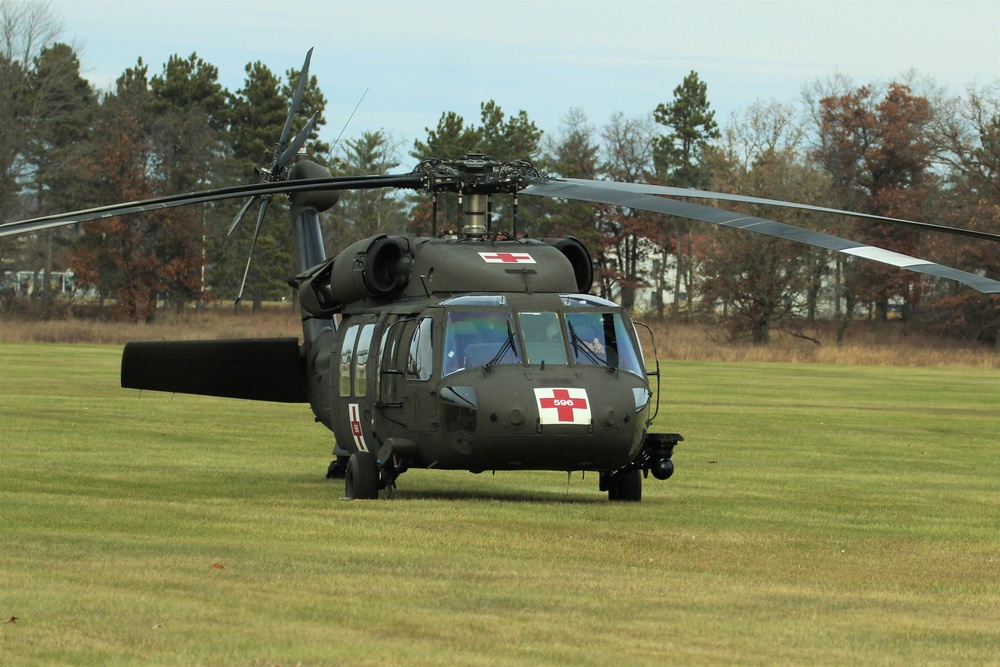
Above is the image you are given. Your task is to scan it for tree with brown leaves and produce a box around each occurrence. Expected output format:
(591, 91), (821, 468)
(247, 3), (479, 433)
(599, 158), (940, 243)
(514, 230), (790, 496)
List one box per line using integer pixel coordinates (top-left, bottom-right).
(814, 83), (934, 323)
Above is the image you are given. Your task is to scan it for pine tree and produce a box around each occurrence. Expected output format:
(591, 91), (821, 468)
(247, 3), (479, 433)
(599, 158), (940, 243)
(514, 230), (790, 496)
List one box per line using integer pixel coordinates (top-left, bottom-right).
(24, 42), (96, 313)
(653, 71), (720, 188)
(217, 60), (327, 309)
(408, 102), (542, 235)
(327, 130), (407, 249)
(652, 71), (720, 318)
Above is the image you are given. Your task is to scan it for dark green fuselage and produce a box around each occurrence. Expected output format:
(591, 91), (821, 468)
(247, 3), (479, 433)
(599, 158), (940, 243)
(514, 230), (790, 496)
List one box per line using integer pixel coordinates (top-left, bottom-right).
(326, 289), (651, 473)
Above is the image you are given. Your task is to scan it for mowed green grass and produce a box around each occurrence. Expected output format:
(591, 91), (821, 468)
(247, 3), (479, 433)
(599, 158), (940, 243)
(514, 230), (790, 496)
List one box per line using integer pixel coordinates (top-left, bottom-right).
(1, 343), (998, 666)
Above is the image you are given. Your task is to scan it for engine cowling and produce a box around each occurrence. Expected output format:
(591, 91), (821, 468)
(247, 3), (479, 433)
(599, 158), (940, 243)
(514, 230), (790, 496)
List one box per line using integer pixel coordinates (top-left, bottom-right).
(538, 237), (593, 294)
(296, 235), (413, 317)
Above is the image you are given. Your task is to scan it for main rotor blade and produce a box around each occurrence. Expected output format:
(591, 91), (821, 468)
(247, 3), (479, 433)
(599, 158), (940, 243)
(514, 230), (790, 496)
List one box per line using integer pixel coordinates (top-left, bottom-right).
(275, 111), (318, 171)
(0, 173), (423, 238)
(235, 195), (271, 305)
(545, 178), (1000, 244)
(278, 47), (313, 151)
(227, 194), (258, 236)
(521, 178), (1000, 294)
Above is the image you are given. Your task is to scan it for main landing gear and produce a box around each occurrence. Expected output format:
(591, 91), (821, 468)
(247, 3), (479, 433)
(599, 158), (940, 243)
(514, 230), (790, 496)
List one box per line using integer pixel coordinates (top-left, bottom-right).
(330, 432), (682, 502)
(602, 467), (643, 501)
(332, 448), (407, 500)
(344, 451), (379, 500)
(600, 432), (683, 502)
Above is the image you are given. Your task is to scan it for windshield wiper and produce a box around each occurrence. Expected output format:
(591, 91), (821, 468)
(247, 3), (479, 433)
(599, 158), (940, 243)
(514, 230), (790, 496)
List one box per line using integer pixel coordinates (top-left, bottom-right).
(484, 321), (518, 372)
(568, 320), (615, 373)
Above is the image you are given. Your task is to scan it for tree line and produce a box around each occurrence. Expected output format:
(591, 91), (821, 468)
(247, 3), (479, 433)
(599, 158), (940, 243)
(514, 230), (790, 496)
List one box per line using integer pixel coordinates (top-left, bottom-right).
(1, 1), (997, 345)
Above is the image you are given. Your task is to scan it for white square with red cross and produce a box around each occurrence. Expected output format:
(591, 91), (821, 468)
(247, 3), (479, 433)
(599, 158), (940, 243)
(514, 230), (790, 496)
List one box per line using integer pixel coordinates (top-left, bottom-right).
(478, 252), (536, 264)
(533, 387), (591, 425)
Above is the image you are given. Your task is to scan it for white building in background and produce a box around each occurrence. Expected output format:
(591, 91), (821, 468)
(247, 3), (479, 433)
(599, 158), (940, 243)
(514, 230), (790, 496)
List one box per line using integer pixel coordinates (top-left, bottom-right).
(601, 248), (686, 317)
(613, 250), (843, 320)
(1, 270), (95, 298)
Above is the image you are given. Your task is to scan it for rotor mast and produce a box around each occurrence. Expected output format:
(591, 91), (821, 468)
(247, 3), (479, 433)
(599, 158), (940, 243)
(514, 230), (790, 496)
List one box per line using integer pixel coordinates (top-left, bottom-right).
(462, 193), (490, 237)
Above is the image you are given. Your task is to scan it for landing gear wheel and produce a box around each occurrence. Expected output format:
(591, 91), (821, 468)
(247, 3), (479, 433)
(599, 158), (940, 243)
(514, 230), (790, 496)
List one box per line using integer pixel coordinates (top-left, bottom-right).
(345, 451), (379, 500)
(609, 469), (642, 502)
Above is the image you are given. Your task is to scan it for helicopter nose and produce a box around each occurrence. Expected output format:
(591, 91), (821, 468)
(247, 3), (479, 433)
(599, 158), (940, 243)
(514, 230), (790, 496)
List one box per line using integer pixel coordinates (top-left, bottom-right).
(434, 368), (647, 470)
(476, 381), (638, 435)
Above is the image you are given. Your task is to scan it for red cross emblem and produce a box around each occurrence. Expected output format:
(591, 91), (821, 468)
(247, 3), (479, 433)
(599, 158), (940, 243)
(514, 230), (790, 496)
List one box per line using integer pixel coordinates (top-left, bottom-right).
(534, 388), (591, 425)
(479, 252), (535, 264)
(349, 403), (368, 451)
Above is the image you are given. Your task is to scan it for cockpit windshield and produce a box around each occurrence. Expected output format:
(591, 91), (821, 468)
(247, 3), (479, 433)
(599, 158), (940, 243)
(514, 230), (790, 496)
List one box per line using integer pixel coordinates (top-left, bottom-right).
(442, 299), (645, 377)
(443, 310), (519, 375)
(517, 311), (568, 365)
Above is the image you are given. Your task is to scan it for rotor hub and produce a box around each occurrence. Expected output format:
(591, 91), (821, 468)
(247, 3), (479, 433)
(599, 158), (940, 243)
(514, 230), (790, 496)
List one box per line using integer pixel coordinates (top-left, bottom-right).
(415, 154), (539, 196)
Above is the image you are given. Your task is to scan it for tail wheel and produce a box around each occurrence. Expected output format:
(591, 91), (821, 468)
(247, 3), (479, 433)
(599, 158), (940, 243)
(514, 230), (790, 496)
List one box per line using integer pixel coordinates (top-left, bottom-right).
(345, 451), (379, 500)
(326, 455), (348, 479)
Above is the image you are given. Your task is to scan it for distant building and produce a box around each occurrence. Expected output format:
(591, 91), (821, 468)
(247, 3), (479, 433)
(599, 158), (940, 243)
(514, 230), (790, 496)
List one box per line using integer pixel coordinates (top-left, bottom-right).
(1, 270), (93, 298)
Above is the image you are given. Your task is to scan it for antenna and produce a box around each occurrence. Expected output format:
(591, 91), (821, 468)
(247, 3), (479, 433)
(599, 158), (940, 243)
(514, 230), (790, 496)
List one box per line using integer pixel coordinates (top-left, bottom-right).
(325, 87), (369, 162)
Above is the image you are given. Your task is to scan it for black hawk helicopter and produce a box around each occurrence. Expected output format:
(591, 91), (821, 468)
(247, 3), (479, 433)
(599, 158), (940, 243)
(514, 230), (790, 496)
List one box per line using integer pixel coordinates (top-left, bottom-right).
(3, 51), (999, 502)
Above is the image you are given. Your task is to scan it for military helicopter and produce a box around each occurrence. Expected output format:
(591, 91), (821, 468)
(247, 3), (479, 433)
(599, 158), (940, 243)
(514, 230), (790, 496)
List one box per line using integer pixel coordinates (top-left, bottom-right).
(3, 51), (998, 502)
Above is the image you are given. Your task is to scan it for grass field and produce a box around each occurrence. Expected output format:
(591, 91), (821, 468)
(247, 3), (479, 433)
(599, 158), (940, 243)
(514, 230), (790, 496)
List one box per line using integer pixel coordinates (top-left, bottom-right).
(1, 343), (998, 666)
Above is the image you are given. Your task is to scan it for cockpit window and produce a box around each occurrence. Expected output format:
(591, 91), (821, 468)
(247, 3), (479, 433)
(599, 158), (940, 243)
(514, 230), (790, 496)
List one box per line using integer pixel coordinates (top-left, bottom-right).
(564, 311), (644, 377)
(443, 310), (518, 375)
(518, 311), (568, 366)
(406, 317), (434, 381)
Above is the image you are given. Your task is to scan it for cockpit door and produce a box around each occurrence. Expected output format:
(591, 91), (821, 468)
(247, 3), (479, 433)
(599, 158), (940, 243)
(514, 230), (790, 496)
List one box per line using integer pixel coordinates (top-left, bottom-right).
(376, 317), (407, 406)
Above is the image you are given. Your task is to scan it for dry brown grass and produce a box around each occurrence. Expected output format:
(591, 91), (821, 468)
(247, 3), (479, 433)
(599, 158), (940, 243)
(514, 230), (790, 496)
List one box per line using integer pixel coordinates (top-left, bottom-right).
(0, 301), (301, 344)
(1, 299), (996, 368)
(638, 319), (999, 368)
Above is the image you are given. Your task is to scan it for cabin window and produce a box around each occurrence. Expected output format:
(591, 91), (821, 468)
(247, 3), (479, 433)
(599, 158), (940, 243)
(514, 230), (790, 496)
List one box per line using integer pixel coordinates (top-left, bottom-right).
(518, 311), (568, 366)
(377, 319), (409, 403)
(564, 311), (644, 377)
(442, 310), (518, 375)
(406, 317), (434, 381)
(354, 323), (375, 397)
(339, 324), (360, 397)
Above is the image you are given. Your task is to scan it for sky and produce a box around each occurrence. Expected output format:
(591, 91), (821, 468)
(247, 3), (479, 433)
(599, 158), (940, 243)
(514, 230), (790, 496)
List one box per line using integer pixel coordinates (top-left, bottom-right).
(45, 0), (1000, 165)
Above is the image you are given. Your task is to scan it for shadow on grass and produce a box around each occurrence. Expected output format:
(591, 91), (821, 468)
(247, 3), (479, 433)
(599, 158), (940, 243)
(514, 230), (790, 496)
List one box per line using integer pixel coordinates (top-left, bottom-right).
(304, 467), (690, 506)
(389, 487), (609, 504)
(310, 473), (613, 504)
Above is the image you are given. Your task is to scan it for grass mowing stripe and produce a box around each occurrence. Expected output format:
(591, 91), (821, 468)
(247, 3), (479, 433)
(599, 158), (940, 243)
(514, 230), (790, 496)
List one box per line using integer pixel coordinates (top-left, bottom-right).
(1, 343), (998, 665)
